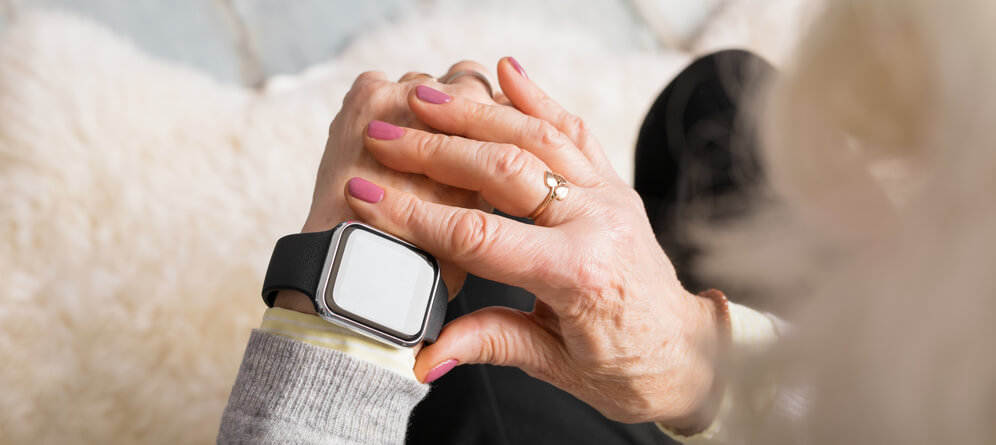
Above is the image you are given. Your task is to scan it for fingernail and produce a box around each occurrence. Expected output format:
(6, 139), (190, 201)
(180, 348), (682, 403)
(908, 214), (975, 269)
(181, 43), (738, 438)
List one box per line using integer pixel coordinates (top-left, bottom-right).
(415, 85), (452, 104)
(346, 177), (384, 204)
(367, 120), (405, 140)
(424, 359), (458, 383)
(508, 57), (528, 78)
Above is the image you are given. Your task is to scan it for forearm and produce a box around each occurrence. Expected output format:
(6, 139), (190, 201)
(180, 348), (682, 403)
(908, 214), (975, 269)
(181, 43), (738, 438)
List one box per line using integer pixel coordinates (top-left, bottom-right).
(218, 317), (428, 443)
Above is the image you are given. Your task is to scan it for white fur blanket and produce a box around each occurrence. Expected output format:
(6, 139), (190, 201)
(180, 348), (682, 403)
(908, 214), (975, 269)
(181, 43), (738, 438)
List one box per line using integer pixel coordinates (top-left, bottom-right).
(0, 3), (806, 442)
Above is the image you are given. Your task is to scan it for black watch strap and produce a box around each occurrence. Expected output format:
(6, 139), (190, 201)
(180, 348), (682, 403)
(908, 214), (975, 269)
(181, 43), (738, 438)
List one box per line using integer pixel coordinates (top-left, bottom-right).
(261, 225), (450, 344)
(423, 277), (449, 344)
(261, 229), (336, 308)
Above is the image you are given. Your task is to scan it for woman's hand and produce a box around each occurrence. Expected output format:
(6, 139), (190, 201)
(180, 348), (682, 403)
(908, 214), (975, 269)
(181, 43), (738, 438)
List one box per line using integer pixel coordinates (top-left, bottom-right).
(276, 62), (500, 313)
(344, 58), (722, 430)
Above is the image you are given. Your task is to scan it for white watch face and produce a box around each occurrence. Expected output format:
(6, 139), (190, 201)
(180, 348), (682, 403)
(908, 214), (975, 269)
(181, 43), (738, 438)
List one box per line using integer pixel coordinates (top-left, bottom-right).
(327, 226), (436, 339)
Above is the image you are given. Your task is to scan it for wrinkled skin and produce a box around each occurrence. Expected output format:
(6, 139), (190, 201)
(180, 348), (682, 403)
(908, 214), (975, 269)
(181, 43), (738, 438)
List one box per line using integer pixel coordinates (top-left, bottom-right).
(276, 62), (502, 310)
(340, 58), (722, 432)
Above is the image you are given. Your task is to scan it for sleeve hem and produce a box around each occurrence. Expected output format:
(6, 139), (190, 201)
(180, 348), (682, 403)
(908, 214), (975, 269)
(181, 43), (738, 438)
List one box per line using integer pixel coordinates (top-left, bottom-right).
(259, 307), (417, 380)
(655, 301), (780, 444)
(219, 330), (428, 444)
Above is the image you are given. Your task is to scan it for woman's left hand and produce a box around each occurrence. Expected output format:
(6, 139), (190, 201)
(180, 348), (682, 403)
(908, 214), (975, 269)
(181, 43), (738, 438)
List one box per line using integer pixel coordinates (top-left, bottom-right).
(344, 58), (722, 431)
(278, 61), (502, 315)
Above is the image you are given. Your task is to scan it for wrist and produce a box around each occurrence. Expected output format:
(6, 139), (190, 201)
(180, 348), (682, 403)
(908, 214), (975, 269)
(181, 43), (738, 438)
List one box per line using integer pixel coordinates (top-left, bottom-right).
(273, 290), (318, 315)
(279, 214), (346, 315)
(270, 293), (425, 357)
(663, 289), (730, 434)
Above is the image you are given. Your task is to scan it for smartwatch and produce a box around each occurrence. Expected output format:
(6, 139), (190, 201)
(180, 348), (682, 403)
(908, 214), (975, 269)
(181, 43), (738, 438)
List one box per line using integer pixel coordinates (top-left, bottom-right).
(261, 221), (448, 348)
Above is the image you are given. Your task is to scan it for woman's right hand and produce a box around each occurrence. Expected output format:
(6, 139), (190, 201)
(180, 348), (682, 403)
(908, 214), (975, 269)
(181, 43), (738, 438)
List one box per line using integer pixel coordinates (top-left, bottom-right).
(344, 57), (723, 432)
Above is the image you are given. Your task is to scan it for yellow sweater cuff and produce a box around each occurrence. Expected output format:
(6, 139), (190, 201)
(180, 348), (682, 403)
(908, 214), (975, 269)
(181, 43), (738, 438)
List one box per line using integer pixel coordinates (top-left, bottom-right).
(258, 307), (418, 381)
(656, 302), (780, 443)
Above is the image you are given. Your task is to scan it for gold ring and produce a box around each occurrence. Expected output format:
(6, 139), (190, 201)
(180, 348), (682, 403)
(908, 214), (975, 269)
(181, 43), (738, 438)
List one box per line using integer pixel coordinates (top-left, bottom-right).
(438, 70), (494, 97)
(528, 172), (569, 220)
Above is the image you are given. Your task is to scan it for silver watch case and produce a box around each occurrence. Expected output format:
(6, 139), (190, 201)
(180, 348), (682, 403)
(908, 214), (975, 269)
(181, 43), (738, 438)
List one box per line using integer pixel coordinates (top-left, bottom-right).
(312, 221), (442, 348)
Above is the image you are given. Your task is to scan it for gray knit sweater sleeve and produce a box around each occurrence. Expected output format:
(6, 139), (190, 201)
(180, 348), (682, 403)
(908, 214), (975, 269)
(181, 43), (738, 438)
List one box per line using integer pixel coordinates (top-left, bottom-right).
(218, 330), (429, 444)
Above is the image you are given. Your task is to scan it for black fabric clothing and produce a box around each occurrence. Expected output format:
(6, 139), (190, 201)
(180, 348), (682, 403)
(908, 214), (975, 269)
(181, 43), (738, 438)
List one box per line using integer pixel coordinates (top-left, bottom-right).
(636, 49), (773, 296)
(406, 50), (774, 445)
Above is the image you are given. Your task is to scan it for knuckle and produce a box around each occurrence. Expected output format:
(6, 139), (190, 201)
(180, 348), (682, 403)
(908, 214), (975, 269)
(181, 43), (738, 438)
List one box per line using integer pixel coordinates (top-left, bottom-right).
(448, 210), (492, 259)
(354, 70), (385, 85)
(561, 246), (615, 293)
(482, 327), (508, 365)
(342, 78), (384, 107)
(466, 102), (502, 126)
(465, 101), (488, 121)
(398, 71), (422, 82)
(355, 79), (385, 100)
(412, 132), (443, 161)
(341, 89), (357, 107)
(466, 310), (502, 365)
(534, 120), (570, 150)
(449, 59), (487, 72)
(540, 95), (561, 112)
(394, 194), (423, 230)
(562, 112), (588, 138)
(492, 145), (533, 182)
(409, 76), (435, 88)
(575, 257), (612, 291)
(563, 288), (601, 325)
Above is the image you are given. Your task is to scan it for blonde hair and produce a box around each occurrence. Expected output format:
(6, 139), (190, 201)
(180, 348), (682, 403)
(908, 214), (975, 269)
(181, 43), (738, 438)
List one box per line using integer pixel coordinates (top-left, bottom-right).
(701, 0), (996, 442)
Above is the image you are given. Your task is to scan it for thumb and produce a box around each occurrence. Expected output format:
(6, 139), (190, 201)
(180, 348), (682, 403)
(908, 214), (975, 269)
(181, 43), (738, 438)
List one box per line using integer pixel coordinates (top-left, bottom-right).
(414, 306), (565, 384)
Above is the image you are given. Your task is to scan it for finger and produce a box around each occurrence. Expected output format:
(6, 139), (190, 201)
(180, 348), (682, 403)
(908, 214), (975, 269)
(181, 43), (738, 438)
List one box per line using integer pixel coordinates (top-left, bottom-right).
(364, 121), (584, 226)
(343, 177), (567, 288)
(383, 75), (446, 132)
(413, 307), (568, 384)
(351, 70), (388, 88)
(408, 85), (601, 186)
(437, 60), (496, 103)
(398, 71), (435, 83)
(496, 57), (617, 177)
(494, 91), (511, 106)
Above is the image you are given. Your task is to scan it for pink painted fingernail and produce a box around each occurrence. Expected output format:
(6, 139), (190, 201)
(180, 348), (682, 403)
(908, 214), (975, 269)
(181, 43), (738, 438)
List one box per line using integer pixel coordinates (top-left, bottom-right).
(346, 177), (384, 204)
(367, 120), (405, 140)
(508, 57), (528, 78)
(424, 359), (458, 383)
(508, 56), (529, 79)
(415, 85), (452, 104)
